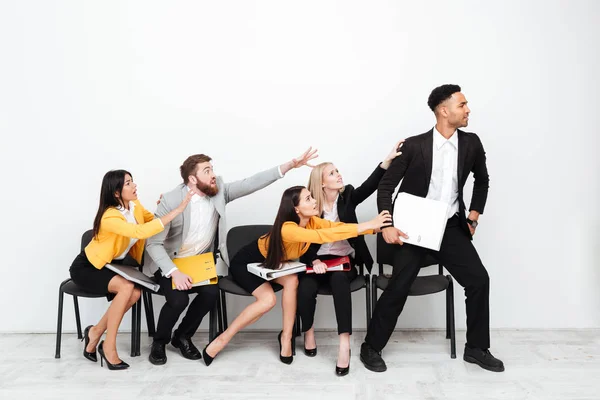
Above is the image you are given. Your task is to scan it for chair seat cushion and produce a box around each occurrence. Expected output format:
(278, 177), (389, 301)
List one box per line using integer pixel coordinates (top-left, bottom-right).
(376, 274), (449, 296)
(218, 275), (282, 296)
(317, 275), (366, 295)
(60, 279), (107, 298)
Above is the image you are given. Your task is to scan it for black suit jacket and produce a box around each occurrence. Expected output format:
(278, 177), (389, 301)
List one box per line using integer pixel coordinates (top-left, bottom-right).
(377, 129), (489, 239)
(300, 164), (386, 273)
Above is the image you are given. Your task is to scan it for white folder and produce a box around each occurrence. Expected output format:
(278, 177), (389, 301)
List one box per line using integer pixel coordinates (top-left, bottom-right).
(392, 193), (450, 251)
(247, 261), (306, 281)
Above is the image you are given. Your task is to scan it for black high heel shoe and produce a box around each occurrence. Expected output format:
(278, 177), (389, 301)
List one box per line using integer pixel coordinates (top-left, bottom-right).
(304, 335), (317, 357)
(98, 340), (130, 370)
(278, 331), (295, 364)
(335, 349), (351, 376)
(335, 350), (352, 376)
(202, 339), (218, 367)
(81, 325), (97, 362)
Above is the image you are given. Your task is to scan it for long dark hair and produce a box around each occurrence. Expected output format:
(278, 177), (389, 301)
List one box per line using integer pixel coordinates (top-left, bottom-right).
(262, 186), (304, 269)
(93, 169), (132, 238)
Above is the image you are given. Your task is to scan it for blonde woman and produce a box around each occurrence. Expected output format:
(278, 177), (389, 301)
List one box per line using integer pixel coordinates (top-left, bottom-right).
(297, 140), (403, 375)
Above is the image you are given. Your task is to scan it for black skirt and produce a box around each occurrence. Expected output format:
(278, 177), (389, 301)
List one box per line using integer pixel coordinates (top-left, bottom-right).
(69, 251), (119, 298)
(229, 240), (271, 294)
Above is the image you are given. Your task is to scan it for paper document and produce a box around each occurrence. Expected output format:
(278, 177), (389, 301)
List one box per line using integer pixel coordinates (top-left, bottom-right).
(392, 192), (450, 251)
(247, 261), (306, 281)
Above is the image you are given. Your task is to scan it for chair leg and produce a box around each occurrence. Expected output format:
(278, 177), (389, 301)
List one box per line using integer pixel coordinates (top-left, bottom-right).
(220, 290), (229, 330)
(55, 288), (65, 359)
(446, 282), (451, 340)
(371, 275), (378, 318)
(73, 296), (82, 340)
(130, 299), (137, 357)
(136, 299), (142, 356)
(144, 292), (156, 337)
(209, 301), (218, 342)
(216, 290), (223, 335)
(294, 314), (301, 338)
(365, 275), (372, 327)
(448, 276), (456, 359)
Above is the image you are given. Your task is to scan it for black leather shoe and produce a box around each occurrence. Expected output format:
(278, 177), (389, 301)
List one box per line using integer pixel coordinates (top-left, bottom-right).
(81, 325), (97, 362)
(335, 349), (351, 376)
(463, 346), (505, 372)
(360, 342), (387, 372)
(149, 342), (167, 365)
(171, 336), (202, 360)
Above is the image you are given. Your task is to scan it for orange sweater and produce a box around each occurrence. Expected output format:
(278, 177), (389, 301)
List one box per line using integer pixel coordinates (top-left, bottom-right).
(85, 200), (164, 269)
(257, 216), (372, 260)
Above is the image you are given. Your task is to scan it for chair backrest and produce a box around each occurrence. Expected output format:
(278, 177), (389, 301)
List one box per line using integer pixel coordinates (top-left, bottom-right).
(376, 233), (442, 275)
(81, 229), (94, 252)
(226, 225), (272, 264)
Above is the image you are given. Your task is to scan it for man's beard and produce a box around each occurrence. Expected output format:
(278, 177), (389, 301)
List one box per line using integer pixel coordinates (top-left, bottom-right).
(196, 180), (219, 197)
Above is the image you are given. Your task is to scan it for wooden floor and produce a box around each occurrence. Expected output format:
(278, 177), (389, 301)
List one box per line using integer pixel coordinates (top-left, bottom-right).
(1, 330), (598, 399)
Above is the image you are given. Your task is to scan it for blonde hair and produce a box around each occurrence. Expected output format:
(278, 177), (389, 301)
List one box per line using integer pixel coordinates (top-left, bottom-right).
(307, 162), (345, 215)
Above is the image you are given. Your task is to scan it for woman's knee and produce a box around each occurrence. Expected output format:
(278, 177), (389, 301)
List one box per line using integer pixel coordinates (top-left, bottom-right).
(257, 292), (277, 312)
(131, 287), (142, 302)
(281, 274), (299, 289)
(109, 276), (135, 294)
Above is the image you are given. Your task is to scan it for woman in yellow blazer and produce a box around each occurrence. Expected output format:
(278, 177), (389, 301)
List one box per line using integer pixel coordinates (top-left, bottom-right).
(202, 185), (392, 366)
(69, 169), (192, 370)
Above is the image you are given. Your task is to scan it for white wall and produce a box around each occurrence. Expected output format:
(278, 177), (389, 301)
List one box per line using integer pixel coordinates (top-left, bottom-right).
(0, 0), (599, 333)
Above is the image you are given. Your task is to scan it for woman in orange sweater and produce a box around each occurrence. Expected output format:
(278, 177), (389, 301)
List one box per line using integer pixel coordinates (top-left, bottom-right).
(202, 185), (391, 366)
(69, 170), (192, 370)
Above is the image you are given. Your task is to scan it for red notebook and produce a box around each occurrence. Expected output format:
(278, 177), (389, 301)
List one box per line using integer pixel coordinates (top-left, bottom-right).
(306, 256), (351, 274)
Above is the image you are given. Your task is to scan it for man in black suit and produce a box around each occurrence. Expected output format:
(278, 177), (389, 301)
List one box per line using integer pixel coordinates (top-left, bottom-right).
(360, 84), (504, 373)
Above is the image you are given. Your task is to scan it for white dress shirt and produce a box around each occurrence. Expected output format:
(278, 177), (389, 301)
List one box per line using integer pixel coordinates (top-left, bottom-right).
(114, 201), (139, 260)
(426, 127), (459, 219)
(317, 195), (355, 257)
(167, 187), (219, 276)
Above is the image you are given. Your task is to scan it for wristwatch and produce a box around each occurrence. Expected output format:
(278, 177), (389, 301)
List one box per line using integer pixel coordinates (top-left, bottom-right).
(466, 218), (478, 228)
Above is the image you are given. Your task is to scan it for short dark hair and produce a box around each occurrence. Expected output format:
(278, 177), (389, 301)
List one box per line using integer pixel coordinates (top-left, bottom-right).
(427, 84), (462, 112)
(180, 154), (212, 184)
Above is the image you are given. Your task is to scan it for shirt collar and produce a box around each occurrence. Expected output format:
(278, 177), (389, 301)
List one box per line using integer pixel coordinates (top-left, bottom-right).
(116, 201), (136, 214)
(433, 126), (458, 150)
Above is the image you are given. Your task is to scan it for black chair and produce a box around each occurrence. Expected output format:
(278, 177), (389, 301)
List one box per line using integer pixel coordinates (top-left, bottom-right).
(216, 225), (289, 335)
(55, 230), (142, 358)
(371, 234), (456, 358)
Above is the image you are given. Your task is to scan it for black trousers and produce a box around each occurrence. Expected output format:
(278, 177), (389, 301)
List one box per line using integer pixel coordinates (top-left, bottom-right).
(297, 255), (358, 335)
(153, 272), (219, 345)
(365, 216), (490, 351)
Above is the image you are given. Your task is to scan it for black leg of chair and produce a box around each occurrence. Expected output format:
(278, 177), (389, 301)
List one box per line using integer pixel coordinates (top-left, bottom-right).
(130, 299), (137, 357)
(371, 275), (378, 318)
(55, 286), (65, 359)
(221, 290), (229, 330)
(216, 290), (223, 335)
(446, 281), (451, 340)
(145, 292), (156, 337)
(73, 296), (82, 340)
(136, 298), (142, 356)
(209, 302), (218, 342)
(294, 314), (301, 338)
(365, 275), (372, 327)
(448, 276), (456, 359)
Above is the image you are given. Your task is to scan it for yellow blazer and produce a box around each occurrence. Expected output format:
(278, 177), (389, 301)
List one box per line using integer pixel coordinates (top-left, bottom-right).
(85, 200), (164, 269)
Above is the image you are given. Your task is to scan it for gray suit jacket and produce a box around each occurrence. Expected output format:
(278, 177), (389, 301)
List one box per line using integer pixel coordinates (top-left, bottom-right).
(145, 166), (282, 275)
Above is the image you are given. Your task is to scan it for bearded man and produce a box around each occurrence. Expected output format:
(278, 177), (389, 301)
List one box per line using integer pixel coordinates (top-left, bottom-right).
(146, 149), (317, 365)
